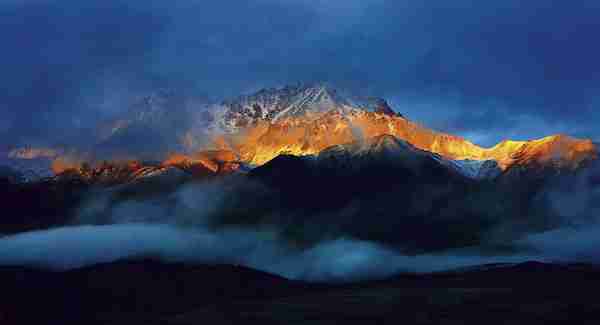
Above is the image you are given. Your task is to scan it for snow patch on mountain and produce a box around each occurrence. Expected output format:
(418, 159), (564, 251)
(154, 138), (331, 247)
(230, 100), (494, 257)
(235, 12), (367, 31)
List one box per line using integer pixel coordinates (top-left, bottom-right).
(215, 83), (400, 133)
(318, 134), (501, 180)
(272, 85), (346, 121)
(448, 159), (502, 180)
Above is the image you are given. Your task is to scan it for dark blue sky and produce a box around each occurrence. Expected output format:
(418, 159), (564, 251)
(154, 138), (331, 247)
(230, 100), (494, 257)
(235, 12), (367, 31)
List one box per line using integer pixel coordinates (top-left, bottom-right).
(1, 0), (599, 147)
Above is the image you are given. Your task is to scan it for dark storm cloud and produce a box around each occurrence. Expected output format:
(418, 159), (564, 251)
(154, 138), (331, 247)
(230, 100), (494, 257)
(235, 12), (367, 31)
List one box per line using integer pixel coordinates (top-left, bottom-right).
(0, 0), (168, 146)
(1, 0), (599, 147)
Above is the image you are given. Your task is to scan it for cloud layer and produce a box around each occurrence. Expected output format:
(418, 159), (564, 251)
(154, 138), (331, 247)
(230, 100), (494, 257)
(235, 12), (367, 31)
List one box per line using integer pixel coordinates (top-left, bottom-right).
(2, 1), (599, 145)
(0, 223), (539, 282)
(0, 163), (599, 282)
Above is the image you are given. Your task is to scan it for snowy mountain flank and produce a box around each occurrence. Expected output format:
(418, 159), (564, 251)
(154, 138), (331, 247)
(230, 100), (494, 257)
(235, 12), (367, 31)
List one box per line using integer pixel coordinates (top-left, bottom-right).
(215, 83), (400, 133)
(3, 83), (596, 182)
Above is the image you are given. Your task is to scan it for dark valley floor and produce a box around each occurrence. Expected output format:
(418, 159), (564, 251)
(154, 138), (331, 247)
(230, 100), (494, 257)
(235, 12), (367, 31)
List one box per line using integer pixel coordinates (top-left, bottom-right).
(2, 260), (600, 324)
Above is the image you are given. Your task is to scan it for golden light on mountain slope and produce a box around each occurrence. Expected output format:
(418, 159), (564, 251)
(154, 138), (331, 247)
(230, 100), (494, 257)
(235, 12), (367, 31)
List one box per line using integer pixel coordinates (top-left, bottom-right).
(14, 106), (596, 177)
(162, 150), (242, 175)
(490, 134), (597, 170)
(51, 156), (85, 174)
(212, 111), (597, 170)
(162, 153), (192, 168)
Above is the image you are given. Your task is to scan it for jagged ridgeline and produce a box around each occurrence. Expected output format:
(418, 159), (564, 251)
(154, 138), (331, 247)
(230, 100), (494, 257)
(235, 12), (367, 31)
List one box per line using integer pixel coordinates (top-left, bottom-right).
(210, 84), (596, 169)
(0, 84), (597, 249)
(3, 83), (596, 180)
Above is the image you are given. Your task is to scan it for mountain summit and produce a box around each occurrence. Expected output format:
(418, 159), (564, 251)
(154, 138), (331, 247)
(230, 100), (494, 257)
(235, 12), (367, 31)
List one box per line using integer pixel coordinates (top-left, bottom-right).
(209, 84), (597, 169)
(5, 84), (597, 178)
(217, 83), (400, 132)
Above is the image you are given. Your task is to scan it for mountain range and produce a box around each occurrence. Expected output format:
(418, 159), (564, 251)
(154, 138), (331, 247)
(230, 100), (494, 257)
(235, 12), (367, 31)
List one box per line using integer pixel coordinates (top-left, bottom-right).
(164, 84), (597, 172)
(3, 83), (600, 325)
(3, 83), (596, 179)
(1, 83), (598, 249)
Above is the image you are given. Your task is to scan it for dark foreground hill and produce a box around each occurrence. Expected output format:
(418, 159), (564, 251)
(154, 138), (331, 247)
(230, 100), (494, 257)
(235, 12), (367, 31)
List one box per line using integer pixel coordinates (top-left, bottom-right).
(2, 259), (600, 324)
(0, 259), (301, 324)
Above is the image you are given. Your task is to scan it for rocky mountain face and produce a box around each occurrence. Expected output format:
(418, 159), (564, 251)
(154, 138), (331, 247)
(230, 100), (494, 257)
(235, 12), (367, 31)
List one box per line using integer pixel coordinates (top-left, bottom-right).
(3, 83), (597, 246)
(0, 150), (247, 234)
(50, 148), (245, 187)
(6, 84), (596, 180)
(236, 136), (491, 250)
(217, 84), (400, 132)
(210, 84), (597, 169)
(213, 133), (594, 251)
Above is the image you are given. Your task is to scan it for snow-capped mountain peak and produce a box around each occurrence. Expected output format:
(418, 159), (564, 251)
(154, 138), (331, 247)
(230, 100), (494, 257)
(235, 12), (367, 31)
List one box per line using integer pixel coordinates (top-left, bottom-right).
(217, 83), (400, 132)
(271, 84), (348, 121)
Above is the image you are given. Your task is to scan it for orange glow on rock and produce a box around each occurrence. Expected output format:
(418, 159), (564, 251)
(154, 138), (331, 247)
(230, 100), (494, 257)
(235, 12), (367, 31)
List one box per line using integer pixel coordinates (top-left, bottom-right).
(162, 150), (241, 175)
(39, 110), (598, 177)
(51, 156), (83, 174)
(210, 111), (597, 170)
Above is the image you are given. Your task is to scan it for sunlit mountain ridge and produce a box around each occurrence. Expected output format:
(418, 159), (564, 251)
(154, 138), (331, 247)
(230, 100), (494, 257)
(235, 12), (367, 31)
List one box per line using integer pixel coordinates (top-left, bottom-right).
(3, 84), (597, 180)
(210, 84), (597, 171)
